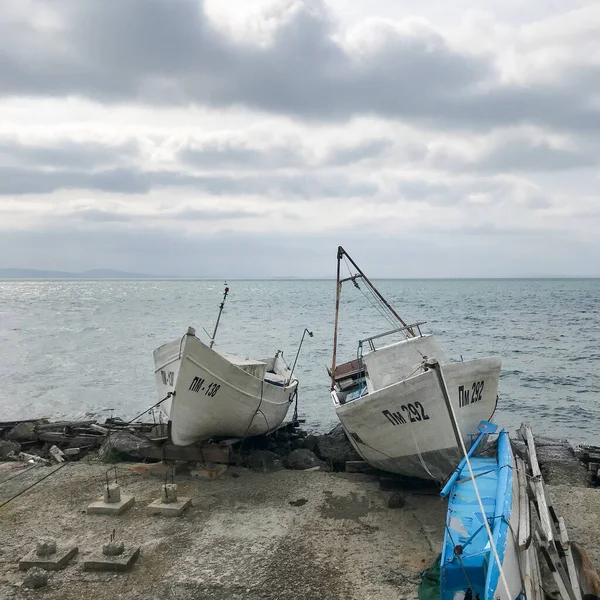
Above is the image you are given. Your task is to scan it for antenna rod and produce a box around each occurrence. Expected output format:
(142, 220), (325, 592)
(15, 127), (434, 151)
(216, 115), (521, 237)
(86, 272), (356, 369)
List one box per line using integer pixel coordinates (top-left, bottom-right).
(209, 283), (229, 349)
(330, 247), (343, 390)
(339, 246), (414, 337)
(287, 328), (313, 385)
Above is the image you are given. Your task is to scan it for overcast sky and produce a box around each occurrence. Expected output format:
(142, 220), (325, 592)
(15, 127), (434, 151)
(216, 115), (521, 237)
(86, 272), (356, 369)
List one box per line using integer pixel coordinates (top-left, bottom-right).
(1, 0), (599, 277)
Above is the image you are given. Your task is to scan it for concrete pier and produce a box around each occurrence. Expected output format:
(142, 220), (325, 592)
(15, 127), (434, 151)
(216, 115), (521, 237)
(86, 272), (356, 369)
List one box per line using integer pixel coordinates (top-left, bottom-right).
(19, 536), (78, 571)
(0, 436), (597, 600)
(87, 482), (135, 515)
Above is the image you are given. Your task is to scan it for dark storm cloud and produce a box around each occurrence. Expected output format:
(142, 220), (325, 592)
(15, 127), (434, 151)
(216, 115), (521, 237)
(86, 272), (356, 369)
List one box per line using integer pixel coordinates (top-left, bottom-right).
(0, 165), (378, 197)
(2, 0), (598, 132)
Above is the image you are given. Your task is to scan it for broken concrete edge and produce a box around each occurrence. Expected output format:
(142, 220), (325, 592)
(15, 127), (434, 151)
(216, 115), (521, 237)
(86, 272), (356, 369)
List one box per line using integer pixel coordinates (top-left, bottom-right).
(148, 497), (192, 516)
(87, 495), (135, 515)
(83, 546), (141, 572)
(19, 546), (78, 571)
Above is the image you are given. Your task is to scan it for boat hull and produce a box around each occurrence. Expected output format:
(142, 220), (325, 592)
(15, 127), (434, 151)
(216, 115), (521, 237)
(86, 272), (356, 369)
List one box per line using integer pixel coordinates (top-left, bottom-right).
(153, 332), (298, 445)
(441, 430), (522, 600)
(334, 357), (501, 480)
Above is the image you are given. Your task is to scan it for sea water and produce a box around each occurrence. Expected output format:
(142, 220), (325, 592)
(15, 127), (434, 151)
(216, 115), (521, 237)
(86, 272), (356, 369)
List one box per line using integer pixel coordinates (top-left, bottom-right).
(0, 278), (598, 443)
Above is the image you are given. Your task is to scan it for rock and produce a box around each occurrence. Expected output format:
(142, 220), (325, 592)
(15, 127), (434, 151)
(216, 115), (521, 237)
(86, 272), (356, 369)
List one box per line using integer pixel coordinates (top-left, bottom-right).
(388, 493), (406, 509)
(289, 498), (308, 507)
(6, 422), (36, 442)
(98, 430), (155, 461)
(284, 448), (329, 471)
(315, 428), (361, 470)
(191, 462), (227, 480)
(245, 450), (283, 472)
(36, 538), (57, 557)
(49, 445), (66, 463)
(291, 434), (319, 454)
(18, 452), (50, 466)
(23, 567), (49, 590)
(0, 440), (20, 459)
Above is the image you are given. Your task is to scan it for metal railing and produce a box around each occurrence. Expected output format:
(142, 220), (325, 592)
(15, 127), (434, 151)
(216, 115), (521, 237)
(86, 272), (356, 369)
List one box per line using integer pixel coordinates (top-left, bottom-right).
(359, 321), (427, 352)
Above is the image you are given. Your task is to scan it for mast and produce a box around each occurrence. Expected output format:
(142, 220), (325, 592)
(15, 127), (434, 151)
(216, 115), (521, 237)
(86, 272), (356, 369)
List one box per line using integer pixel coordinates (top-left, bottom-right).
(330, 247), (343, 390)
(330, 246), (414, 390)
(209, 283), (229, 349)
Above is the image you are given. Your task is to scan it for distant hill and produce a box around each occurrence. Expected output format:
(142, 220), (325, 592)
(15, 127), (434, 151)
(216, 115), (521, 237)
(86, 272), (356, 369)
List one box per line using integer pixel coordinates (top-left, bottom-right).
(0, 268), (162, 279)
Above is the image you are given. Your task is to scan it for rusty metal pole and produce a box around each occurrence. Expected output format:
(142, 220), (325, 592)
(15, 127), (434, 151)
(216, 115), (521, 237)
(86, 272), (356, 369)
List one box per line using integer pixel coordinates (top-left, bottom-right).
(330, 247), (343, 390)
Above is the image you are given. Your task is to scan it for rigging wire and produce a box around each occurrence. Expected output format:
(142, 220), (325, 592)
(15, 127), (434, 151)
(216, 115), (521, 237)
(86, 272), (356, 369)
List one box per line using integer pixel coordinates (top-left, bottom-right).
(343, 256), (399, 331)
(0, 462), (69, 510)
(340, 255), (426, 360)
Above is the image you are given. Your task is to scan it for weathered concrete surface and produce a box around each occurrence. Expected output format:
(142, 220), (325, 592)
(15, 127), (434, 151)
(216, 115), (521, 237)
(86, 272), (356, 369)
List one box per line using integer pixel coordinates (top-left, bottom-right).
(547, 485), (600, 572)
(0, 462), (445, 600)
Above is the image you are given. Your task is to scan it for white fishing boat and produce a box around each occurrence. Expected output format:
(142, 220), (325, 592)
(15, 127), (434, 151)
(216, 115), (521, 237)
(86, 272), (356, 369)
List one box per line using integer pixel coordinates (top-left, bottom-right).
(329, 247), (502, 481)
(153, 285), (307, 446)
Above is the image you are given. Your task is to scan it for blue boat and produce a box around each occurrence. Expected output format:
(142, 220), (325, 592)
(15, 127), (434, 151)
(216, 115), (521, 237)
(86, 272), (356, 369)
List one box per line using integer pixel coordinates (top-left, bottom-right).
(440, 423), (523, 600)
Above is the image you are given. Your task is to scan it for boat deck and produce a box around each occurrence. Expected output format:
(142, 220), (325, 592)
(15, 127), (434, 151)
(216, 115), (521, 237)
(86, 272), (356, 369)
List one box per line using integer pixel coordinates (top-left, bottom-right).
(441, 456), (499, 595)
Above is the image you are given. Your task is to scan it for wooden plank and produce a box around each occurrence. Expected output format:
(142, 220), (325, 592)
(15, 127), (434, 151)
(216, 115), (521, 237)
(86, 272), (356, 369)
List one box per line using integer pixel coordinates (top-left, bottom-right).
(522, 543), (535, 600)
(559, 517), (583, 600)
(516, 456), (531, 551)
(536, 532), (575, 600)
(89, 424), (109, 435)
(522, 424), (554, 542)
(35, 420), (96, 432)
(37, 432), (103, 447)
(137, 442), (232, 464)
(530, 543), (544, 600)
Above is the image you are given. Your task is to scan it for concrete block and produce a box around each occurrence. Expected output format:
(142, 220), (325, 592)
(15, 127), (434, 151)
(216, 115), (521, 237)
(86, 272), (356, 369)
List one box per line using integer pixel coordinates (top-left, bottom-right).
(161, 484), (178, 504)
(36, 537), (57, 556)
(148, 496), (191, 517)
(20, 543), (78, 571)
(87, 495), (135, 515)
(83, 546), (140, 572)
(103, 541), (125, 556)
(104, 483), (121, 503)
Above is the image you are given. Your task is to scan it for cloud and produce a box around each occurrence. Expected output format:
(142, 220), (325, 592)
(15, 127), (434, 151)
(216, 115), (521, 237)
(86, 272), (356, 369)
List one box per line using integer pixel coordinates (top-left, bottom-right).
(429, 128), (598, 173)
(0, 164), (379, 197)
(1, 1), (600, 277)
(1, 223), (598, 278)
(1, 0), (599, 133)
(0, 137), (139, 169)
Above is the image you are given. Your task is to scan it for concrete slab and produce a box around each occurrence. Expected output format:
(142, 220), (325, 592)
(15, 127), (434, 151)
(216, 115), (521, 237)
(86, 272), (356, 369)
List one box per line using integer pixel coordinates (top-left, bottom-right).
(86, 495), (135, 515)
(19, 545), (78, 571)
(148, 496), (192, 516)
(83, 546), (140, 572)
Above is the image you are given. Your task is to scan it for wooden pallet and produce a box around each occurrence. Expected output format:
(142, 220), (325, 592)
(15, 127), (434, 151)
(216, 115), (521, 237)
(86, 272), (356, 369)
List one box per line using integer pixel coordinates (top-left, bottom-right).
(518, 424), (583, 600)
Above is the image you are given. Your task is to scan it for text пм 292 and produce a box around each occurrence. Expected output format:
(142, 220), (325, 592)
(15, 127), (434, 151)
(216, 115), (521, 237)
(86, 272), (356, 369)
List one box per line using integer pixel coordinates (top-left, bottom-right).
(458, 381), (484, 407)
(382, 402), (430, 426)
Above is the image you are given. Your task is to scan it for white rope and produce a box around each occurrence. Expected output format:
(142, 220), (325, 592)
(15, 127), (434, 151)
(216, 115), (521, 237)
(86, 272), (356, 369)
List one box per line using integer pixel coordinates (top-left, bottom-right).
(436, 362), (513, 600)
